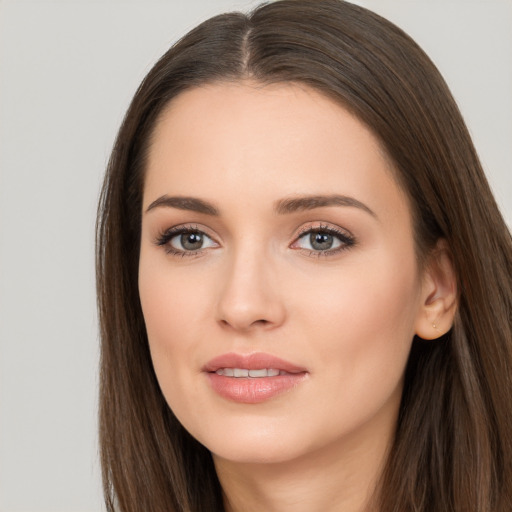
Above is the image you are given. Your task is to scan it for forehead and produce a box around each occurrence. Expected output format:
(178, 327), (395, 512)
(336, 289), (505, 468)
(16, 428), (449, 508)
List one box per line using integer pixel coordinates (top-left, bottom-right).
(148, 81), (387, 167)
(144, 80), (408, 220)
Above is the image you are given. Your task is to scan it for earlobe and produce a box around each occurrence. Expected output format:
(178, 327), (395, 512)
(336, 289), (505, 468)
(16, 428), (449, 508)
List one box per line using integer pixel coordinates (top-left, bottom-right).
(415, 239), (458, 340)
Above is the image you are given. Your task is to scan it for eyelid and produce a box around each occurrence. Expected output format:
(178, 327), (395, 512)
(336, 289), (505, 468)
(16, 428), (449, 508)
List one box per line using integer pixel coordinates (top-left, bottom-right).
(153, 221), (355, 258)
(295, 221), (352, 238)
(154, 223), (220, 257)
(290, 222), (356, 256)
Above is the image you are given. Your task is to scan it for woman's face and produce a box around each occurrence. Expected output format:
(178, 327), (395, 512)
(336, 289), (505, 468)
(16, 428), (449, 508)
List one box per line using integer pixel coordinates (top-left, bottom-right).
(139, 81), (427, 465)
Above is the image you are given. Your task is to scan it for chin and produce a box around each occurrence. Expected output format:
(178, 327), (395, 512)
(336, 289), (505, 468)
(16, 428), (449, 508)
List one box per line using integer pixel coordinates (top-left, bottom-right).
(210, 441), (305, 466)
(191, 418), (319, 466)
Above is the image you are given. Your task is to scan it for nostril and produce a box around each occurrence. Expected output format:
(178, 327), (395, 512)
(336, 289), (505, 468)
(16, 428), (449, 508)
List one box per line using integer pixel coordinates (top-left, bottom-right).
(215, 281), (287, 330)
(219, 317), (270, 330)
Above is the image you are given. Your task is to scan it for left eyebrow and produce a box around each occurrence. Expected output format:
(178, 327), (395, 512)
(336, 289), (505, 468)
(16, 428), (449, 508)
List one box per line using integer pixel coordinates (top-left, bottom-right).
(274, 194), (377, 218)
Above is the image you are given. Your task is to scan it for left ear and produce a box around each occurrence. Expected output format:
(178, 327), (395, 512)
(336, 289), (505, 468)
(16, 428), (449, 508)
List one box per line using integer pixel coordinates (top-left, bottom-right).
(414, 238), (458, 340)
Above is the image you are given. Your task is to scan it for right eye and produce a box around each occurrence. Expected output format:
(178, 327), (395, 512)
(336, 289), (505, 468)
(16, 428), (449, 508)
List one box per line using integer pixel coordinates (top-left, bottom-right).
(156, 227), (218, 256)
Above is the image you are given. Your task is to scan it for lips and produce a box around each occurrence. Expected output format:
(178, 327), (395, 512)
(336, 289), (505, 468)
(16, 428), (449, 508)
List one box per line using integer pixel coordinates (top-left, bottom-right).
(203, 352), (308, 404)
(204, 352), (306, 374)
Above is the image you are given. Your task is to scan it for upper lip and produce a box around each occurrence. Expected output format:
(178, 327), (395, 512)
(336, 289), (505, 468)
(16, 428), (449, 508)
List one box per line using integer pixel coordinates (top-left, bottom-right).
(203, 352), (307, 374)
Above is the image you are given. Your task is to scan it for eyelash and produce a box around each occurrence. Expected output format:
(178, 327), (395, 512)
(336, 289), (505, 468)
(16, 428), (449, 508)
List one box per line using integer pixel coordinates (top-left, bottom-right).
(155, 225), (215, 257)
(294, 223), (356, 257)
(154, 223), (356, 258)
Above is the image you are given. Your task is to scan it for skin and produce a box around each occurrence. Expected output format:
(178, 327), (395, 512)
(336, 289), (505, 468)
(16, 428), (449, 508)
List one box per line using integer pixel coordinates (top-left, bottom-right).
(138, 81), (456, 512)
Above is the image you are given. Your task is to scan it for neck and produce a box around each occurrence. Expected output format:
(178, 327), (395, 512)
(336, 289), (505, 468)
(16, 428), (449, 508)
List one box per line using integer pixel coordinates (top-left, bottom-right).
(213, 413), (394, 512)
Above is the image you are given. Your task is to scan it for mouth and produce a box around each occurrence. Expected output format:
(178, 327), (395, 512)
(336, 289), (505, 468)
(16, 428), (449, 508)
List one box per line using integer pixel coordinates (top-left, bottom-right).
(214, 368), (291, 378)
(203, 352), (308, 404)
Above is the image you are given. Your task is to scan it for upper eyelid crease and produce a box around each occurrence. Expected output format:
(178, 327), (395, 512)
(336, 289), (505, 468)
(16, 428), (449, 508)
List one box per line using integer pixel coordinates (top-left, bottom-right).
(155, 224), (215, 243)
(297, 222), (352, 236)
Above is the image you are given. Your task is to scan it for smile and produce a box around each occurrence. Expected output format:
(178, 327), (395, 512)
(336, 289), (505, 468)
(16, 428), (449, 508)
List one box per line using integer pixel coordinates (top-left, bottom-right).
(215, 368), (286, 377)
(204, 353), (308, 403)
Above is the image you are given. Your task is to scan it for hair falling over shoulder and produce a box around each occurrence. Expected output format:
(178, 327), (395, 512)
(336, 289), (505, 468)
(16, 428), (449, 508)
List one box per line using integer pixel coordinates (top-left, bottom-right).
(96, 1), (512, 510)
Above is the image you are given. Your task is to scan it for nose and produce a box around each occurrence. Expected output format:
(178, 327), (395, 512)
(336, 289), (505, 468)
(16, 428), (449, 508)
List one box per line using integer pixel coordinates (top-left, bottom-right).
(216, 248), (286, 332)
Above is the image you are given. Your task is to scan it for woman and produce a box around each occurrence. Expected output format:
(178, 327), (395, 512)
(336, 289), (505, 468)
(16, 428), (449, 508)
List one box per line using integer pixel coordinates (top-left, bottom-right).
(96, 1), (512, 510)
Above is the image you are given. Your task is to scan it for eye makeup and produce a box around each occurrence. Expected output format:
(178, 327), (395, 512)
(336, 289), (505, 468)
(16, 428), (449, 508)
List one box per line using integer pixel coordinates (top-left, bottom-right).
(291, 222), (356, 258)
(154, 224), (219, 257)
(153, 220), (356, 259)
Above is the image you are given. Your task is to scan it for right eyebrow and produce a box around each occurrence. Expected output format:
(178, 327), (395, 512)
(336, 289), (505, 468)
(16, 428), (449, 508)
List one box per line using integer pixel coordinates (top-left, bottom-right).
(145, 195), (219, 216)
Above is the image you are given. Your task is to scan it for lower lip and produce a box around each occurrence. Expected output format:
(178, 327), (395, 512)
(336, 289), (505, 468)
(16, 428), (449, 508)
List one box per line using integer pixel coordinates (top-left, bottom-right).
(206, 372), (307, 404)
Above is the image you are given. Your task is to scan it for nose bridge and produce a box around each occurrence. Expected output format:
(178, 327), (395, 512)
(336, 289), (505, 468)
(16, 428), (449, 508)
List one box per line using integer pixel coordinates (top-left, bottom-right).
(216, 237), (285, 331)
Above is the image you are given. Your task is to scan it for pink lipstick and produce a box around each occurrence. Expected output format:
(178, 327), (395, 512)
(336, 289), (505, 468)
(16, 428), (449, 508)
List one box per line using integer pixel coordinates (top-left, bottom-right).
(203, 352), (308, 404)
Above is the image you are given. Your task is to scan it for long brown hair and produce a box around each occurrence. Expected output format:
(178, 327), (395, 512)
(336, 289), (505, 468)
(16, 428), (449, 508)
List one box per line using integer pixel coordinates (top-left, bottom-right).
(96, 1), (512, 510)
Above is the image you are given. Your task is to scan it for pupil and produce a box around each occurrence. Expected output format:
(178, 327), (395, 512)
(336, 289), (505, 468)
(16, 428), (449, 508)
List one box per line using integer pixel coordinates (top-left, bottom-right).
(181, 232), (203, 250)
(310, 232), (333, 250)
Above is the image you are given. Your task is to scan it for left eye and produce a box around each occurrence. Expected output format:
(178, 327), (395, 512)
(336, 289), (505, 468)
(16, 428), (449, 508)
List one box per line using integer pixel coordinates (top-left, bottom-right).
(294, 229), (353, 252)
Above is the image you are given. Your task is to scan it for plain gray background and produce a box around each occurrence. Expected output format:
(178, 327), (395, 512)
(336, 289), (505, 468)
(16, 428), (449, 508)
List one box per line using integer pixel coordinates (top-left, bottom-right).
(0, 1), (510, 510)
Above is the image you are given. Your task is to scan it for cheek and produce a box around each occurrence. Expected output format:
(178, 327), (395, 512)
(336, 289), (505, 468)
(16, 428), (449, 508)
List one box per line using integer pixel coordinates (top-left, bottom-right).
(139, 265), (206, 340)
(298, 250), (421, 393)
(138, 241), (219, 336)
(138, 256), (212, 400)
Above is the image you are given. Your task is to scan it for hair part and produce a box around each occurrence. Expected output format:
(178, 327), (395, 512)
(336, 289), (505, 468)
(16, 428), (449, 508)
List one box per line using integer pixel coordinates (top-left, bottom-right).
(96, 1), (512, 510)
